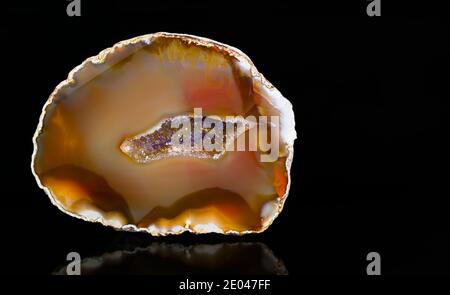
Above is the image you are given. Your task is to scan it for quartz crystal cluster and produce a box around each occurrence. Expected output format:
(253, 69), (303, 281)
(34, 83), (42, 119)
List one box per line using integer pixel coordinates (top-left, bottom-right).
(32, 33), (296, 235)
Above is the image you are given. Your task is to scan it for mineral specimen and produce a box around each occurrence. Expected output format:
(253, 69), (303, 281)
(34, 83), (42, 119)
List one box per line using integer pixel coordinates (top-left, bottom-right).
(31, 32), (296, 235)
(53, 242), (288, 275)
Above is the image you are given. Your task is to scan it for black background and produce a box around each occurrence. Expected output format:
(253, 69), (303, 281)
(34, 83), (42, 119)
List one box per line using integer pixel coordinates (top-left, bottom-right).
(3, 0), (449, 279)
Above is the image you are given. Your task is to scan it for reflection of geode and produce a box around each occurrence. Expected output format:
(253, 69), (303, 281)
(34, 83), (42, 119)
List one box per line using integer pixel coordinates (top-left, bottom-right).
(54, 242), (287, 275)
(32, 32), (296, 235)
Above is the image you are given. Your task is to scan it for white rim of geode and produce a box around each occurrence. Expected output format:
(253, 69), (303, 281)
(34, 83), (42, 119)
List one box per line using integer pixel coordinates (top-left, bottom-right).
(31, 32), (297, 236)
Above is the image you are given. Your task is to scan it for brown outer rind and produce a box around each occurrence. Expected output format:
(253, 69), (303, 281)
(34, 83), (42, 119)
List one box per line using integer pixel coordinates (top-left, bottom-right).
(31, 32), (296, 236)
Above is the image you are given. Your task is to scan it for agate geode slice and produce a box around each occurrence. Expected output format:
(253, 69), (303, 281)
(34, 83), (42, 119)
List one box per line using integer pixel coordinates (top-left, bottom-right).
(31, 32), (296, 235)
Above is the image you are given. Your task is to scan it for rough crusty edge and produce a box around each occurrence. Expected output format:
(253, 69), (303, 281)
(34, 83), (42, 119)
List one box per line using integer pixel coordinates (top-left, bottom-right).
(31, 32), (297, 236)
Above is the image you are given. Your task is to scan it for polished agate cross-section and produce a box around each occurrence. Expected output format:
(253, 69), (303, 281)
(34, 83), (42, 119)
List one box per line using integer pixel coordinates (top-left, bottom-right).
(32, 33), (296, 235)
